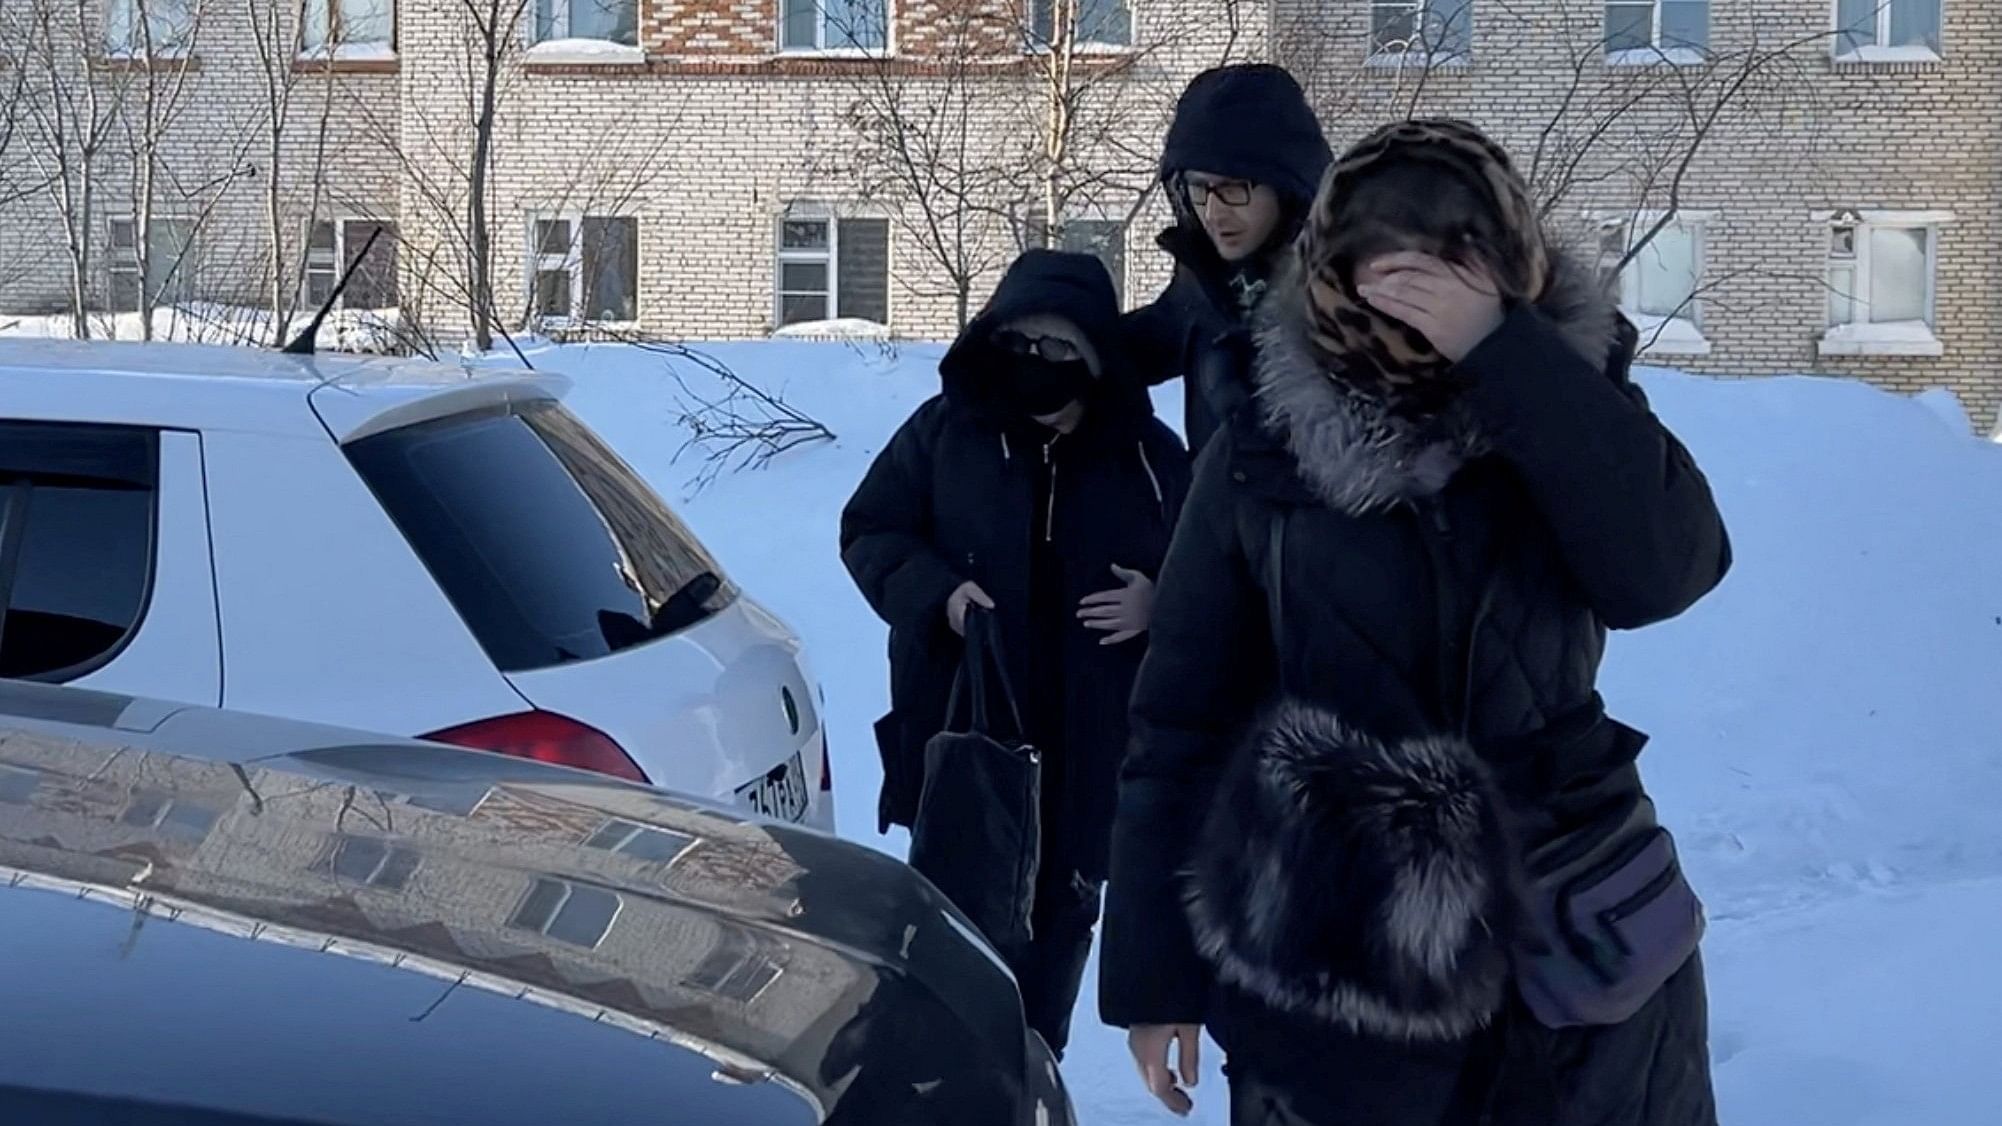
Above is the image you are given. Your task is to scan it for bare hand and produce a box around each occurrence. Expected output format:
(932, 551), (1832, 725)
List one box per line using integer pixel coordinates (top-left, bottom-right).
(1129, 1023), (1201, 1116)
(1356, 251), (1506, 363)
(1078, 565), (1154, 646)
(946, 581), (995, 636)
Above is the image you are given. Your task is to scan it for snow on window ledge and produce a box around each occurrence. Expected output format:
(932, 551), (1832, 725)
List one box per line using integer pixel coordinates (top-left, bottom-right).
(776, 44), (889, 59)
(772, 318), (891, 341)
(1832, 44), (1943, 66)
(1605, 46), (1707, 68)
(1629, 313), (1712, 357)
(297, 42), (397, 62)
(1818, 320), (1944, 358)
(523, 39), (645, 65)
(1366, 50), (1471, 71)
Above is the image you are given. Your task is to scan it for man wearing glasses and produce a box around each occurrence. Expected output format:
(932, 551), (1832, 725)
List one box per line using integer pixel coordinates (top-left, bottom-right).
(1124, 64), (1333, 456)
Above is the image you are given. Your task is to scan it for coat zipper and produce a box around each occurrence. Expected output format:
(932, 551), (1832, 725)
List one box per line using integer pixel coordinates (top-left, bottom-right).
(1043, 435), (1060, 543)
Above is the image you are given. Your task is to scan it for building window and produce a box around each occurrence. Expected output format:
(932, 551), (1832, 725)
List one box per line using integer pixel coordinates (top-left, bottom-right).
(1024, 215), (1127, 305)
(1597, 215), (1710, 356)
(1834, 0), (1941, 62)
(584, 818), (697, 863)
(107, 217), (197, 313)
(775, 212), (890, 328)
(532, 0), (636, 45)
(121, 795), (218, 842)
(1604, 0), (1707, 64)
(302, 0), (393, 55)
(780, 0), (887, 50)
(328, 835), (420, 890)
(1820, 212), (1945, 357)
(509, 877), (621, 948)
(529, 215), (638, 328)
(105, 0), (194, 56)
(305, 219), (399, 310)
(1028, 0), (1131, 48)
(1369, 0), (1472, 62)
(682, 925), (784, 1003)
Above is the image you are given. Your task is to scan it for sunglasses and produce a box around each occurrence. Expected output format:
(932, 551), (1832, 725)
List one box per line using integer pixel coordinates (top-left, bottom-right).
(1180, 176), (1255, 208)
(992, 329), (1085, 363)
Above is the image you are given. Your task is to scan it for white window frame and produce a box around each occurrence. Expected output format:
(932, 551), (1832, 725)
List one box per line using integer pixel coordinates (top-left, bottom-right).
(1830, 0), (1944, 64)
(107, 215), (197, 313)
(298, 0), (396, 60)
(1025, 0), (1134, 53)
(1367, 0), (1474, 67)
(1816, 209), (1949, 358)
(302, 217), (397, 311)
(1590, 210), (1715, 357)
(526, 212), (639, 331)
(772, 206), (892, 331)
(328, 836), (419, 889)
(522, 0), (643, 62)
(508, 877), (622, 949)
(777, 0), (893, 54)
(584, 818), (698, 864)
(1604, 0), (1708, 67)
(104, 0), (195, 58)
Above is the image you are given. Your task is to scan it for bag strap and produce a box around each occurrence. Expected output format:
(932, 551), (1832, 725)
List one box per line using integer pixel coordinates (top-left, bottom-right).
(947, 608), (1028, 741)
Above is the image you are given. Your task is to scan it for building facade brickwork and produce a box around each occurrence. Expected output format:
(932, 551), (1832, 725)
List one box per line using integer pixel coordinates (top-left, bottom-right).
(1, 0), (1994, 428)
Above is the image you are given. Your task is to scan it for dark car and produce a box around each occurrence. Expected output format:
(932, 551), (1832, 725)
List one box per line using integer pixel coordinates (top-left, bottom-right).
(0, 680), (1074, 1126)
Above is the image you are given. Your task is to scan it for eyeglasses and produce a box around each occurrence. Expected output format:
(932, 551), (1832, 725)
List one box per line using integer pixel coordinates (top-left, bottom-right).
(992, 329), (1084, 363)
(1180, 176), (1255, 208)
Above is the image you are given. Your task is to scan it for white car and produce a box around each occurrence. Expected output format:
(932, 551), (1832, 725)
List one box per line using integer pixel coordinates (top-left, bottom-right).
(0, 339), (832, 831)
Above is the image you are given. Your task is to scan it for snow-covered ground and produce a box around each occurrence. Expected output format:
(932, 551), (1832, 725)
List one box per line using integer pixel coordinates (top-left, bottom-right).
(515, 337), (2002, 1125)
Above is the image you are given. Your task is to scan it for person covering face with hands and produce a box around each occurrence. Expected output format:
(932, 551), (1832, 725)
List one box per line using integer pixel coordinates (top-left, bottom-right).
(841, 249), (1191, 1056)
(1102, 120), (1730, 1125)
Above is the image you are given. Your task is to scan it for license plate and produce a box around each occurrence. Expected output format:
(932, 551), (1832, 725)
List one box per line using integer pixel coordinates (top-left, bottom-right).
(735, 751), (810, 822)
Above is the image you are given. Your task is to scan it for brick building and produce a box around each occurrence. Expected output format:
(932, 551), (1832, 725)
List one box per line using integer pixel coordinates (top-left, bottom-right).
(1, 0), (1996, 427)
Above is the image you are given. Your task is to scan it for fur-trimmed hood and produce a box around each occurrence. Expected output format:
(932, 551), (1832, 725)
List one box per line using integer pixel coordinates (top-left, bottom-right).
(1186, 701), (1525, 1040)
(1251, 248), (1622, 516)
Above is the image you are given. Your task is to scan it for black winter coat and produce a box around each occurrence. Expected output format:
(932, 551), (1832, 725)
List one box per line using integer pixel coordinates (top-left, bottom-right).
(842, 252), (1192, 882)
(1123, 64), (1332, 456)
(1100, 259), (1730, 1123)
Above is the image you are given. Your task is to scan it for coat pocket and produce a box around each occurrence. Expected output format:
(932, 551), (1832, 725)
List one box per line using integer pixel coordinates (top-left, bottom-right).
(874, 711), (918, 835)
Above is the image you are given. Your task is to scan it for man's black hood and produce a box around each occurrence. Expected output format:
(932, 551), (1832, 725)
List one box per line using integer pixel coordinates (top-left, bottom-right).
(940, 249), (1150, 428)
(1159, 64), (1333, 213)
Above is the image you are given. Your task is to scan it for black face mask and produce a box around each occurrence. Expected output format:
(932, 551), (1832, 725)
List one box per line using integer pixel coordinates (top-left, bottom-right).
(1005, 355), (1092, 418)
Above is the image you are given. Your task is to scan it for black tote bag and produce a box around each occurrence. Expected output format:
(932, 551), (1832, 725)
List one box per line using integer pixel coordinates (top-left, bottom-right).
(905, 608), (1044, 955)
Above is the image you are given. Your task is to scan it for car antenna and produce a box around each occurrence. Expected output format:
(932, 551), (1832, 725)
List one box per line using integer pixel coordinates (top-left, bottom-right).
(281, 225), (384, 356)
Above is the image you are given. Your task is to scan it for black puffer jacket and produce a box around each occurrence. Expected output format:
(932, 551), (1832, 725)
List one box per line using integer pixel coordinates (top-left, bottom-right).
(1099, 254), (1730, 1118)
(842, 251), (1191, 881)
(1123, 64), (1333, 455)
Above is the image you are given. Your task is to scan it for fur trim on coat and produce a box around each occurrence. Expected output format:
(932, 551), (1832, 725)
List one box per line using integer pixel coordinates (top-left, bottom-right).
(1186, 701), (1523, 1040)
(1251, 248), (1620, 517)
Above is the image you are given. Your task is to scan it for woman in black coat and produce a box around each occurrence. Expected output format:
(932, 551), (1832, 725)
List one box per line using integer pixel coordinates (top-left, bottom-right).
(1101, 121), (1731, 1124)
(842, 249), (1191, 1056)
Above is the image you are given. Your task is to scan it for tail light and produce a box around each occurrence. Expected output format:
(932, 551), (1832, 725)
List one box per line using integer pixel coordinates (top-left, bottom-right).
(424, 711), (648, 784)
(820, 737), (833, 792)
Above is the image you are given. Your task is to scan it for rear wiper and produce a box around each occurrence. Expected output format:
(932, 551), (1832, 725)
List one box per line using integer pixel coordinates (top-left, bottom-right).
(650, 571), (724, 635)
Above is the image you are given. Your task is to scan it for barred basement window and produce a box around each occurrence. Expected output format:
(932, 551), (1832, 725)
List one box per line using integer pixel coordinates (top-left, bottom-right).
(775, 211), (890, 328)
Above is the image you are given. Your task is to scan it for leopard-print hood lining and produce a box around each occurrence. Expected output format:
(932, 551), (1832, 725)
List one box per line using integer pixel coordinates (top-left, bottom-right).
(1252, 247), (1618, 517)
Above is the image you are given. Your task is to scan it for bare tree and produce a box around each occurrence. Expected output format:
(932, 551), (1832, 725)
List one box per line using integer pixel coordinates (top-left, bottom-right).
(244, 0), (348, 344)
(12, 0), (128, 337)
(833, 0), (1246, 328)
(115, 0), (217, 340)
